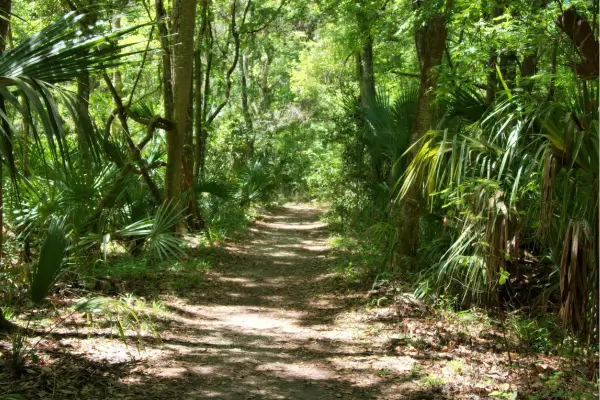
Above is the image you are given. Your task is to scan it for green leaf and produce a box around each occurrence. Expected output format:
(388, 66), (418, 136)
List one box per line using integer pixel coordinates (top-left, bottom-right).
(498, 267), (510, 286)
(29, 216), (68, 304)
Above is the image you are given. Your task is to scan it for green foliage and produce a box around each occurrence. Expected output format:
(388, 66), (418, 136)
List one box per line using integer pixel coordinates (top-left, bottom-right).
(523, 371), (598, 400)
(29, 216), (68, 304)
(74, 294), (162, 348)
(508, 313), (558, 353)
(7, 329), (38, 376)
(194, 180), (234, 200)
(0, 3), (598, 397)
(0, 12), (144, 81)
(402, 85), (598, 322)
(328, 234), (388, 283)
(489, 390), (518, 400)
(116, 200), (186, 261)
(419, 374), (444, 389)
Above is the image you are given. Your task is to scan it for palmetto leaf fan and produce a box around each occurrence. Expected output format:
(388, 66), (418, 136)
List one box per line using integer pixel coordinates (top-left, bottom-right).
(0, 11), (149, 181)
(2, 12), (149, 304)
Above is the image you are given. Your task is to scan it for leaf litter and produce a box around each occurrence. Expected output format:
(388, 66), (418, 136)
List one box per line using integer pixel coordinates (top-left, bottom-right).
(1, 205), (596, 399)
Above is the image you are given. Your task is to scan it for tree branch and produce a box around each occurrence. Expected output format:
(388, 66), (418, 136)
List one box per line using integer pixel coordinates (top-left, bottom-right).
(127, 25), (155, 107)
(102, 73), (163, 203)
(207, 0), (240, 125)
(244, 0), (286, 34)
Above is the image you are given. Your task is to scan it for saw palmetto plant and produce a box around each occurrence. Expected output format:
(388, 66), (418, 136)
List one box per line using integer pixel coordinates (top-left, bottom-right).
(0, 12), (173, 306)
(398, 77), (598, 339)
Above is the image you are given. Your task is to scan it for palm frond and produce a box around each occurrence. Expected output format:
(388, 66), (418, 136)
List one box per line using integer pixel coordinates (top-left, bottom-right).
(29, 216), (69, 304)
(0, 12), (149, 83)
(117, 200), (185, 261)
(194, 180), (234, 199)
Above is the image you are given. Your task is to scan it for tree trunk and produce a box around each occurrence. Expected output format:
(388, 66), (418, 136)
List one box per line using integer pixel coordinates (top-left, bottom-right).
(194, 0), (210, 181)
(357, 9), (375, 108)
(194, 0), (211, 181)
(485, 5), (503, 104)
(396, 3), (450, 264)
(546, 38), (558, 101)
(197, 42), (212, 178)
(194, 49), (203, 180)
(355, 7), (380, 181)
(183, 82), (194, 189)
(240, 50), (254, 160)
(519, 52), (537, 93)
(164, 0), (197, 202)
(259, 50), (270, 111)
(240, 51), (253, 133)
(156, 0), (174, 121)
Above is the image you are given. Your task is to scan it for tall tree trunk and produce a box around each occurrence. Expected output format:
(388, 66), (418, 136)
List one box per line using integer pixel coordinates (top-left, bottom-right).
(519, 52), (537, 93)
(183, 82), (194, 188)
(194, 49), (203, 179)
(259, 50), (270, 111)
(546, 38), (558, 101)
(197, 39), (212, 178)
(194, 0), (210, 181)
(156, 0), (174, 121)
(357, 9), (375, 108)
(240, 50), (254, 160)
(485, 5), (503, 104)
(165, 0), (197, 201)
(396, 2), (450, 264)
(240, 51), (253, 133)
(356, 7), (380, 181)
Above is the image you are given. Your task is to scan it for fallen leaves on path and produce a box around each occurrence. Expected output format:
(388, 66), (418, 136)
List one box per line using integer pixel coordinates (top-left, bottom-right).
(1, 205), (595, 399)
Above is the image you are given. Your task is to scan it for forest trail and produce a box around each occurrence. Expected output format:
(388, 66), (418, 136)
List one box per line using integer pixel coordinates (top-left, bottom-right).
(151, 204), (405, 399)
(6, 205), (444, 399)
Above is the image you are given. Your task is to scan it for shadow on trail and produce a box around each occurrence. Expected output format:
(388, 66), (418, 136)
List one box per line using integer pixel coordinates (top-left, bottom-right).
(10, 349), (444, 400)
(7, 205), (441, 400)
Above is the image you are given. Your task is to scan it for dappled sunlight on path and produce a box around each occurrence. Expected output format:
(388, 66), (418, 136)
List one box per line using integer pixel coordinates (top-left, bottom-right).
(9, 205), (435, 400)
(120, 204), (419, 399)
(143, 204), (387, 399)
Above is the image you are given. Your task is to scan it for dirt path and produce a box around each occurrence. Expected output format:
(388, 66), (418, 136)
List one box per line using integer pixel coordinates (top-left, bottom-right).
(4, 205), (438, 399)
(4, 205), (590, 399)
(151, 204), (394, 399)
